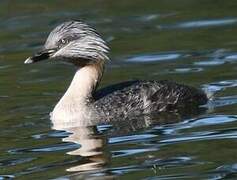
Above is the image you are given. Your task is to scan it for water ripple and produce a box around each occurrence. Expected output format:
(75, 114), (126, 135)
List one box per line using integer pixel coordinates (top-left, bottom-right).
(161, 18), (237, 29)
(8, 142), (79, 154)
(108, 156), (200, 176)
(0, 157), (36, 167)
(217, 163), (237, 173)
(126, 52), (182, 63)
(166, 67), (203, 74)
(194, 50), (237, 66)
(109, 134), (157, 144)
(32, 130), (70, 140)
(0, 175), (15, 179)
(112, 147), (158, 158)
(153, 115), (237, 135)
(211, 95), (237, 107)
(160, 129), (237, 144)
(203, 79), (237, 96)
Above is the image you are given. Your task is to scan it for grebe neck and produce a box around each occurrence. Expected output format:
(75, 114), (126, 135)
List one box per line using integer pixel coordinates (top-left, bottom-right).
(51, 61), (104, 129)
(61, 61), (104, 104)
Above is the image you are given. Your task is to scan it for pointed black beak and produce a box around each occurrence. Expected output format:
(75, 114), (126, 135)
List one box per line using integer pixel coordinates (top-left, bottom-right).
(24, 49), (56, 64)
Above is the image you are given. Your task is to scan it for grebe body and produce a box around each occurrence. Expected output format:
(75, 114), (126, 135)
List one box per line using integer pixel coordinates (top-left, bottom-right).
(25, 21), (208, 128)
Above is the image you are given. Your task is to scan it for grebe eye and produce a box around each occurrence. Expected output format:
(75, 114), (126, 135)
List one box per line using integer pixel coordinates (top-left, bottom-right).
(58, 38), (68, 48)
(61, 39), (67, 44)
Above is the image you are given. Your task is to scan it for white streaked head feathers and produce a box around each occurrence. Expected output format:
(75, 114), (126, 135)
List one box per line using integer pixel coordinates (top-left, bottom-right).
(44, 21), (109, 63)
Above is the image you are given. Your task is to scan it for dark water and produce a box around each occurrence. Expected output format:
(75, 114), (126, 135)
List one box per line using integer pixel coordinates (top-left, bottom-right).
(0, 0), (237, 179)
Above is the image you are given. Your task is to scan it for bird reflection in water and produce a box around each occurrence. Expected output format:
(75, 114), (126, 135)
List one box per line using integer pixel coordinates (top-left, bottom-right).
(62, 126), (108, 173)
(53, 109), (205, 179)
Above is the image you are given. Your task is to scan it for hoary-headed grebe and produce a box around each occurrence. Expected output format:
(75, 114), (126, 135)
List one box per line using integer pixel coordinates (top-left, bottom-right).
(25, 21), (208, 128)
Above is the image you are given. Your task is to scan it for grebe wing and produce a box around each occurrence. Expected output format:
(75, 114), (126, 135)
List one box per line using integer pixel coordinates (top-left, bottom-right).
(94, 80), (208, 115)
(94, 80), (139, 100)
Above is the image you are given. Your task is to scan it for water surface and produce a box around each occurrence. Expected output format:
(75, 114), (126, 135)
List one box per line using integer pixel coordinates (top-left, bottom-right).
(0, 0), (237, 179)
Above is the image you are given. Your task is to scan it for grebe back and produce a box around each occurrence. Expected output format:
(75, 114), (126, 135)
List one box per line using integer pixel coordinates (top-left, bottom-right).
(25, 21), (208, 128)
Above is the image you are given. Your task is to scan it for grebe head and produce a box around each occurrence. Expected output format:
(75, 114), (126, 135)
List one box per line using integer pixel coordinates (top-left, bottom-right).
(25, 21), (109, 66)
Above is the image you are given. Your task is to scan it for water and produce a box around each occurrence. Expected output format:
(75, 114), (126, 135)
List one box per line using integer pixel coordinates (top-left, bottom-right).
(0, 0), (237, 179)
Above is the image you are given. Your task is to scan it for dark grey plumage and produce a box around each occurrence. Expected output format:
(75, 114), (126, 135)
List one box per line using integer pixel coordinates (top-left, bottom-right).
(93, 80), (208, 120)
